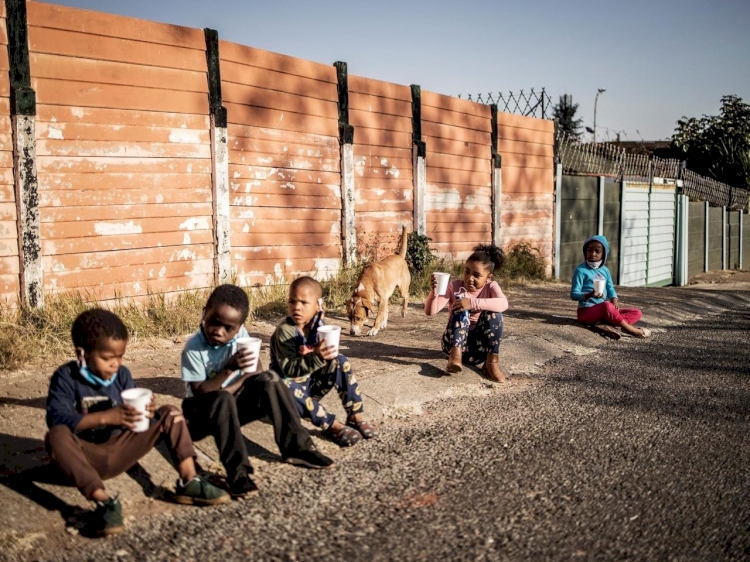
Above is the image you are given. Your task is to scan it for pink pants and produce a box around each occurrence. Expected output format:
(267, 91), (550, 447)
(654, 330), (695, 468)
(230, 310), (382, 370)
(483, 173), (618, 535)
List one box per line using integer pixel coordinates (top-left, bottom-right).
(577, 302), (642, 327)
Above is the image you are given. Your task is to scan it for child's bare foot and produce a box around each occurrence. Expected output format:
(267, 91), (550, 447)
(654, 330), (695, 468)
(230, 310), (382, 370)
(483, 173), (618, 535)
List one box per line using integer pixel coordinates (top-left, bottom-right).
(620, 321), (651, 338)
(594, 322), (621, 340)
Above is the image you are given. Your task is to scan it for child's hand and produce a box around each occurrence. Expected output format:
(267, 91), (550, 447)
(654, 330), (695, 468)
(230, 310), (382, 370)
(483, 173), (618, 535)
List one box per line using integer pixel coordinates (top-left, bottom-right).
(611, 297), (620, 310)
(314, 340), (338, 361)
(235, 347), (258, 372)
(430, 274), (438, 292)
(106, 405), (144, 430)
(451, 298), (472, 313)
(299, 344), (315, 356)
(145, 395), (156, 419)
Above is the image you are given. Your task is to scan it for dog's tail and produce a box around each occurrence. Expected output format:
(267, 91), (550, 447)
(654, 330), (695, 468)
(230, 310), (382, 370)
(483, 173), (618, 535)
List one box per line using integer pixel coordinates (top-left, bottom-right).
(398, 224), (408, 258)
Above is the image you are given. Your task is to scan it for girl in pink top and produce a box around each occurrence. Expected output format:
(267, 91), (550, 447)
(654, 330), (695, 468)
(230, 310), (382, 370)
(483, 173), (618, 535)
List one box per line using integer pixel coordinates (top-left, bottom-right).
(424, 244), (509, 382)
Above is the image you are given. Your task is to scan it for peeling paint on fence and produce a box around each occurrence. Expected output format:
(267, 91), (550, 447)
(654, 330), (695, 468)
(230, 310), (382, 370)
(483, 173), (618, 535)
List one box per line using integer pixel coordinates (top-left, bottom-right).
(349, 75), (413, 256)
(222, 39), (342, 281)
(93, 221), (142, 236)
(0, 8), (20, 304)
(28, 2), (214, 300)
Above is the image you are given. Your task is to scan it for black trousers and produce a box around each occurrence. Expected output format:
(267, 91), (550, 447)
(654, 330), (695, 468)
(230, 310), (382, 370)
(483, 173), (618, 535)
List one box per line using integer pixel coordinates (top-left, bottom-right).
(182, 370), (313, 484)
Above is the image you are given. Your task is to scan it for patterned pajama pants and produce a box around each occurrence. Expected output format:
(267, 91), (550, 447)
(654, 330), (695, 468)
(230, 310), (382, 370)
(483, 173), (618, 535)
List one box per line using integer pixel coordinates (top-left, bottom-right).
(283, 354), (363, 430)
(442, 310), (504, 366)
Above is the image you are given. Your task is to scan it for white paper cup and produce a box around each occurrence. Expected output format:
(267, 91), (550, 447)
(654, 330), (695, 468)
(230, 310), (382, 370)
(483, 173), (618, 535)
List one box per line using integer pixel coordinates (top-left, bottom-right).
(433, 272), (450, 295)
(593, 279), (606, 295)
(121, 388), (153, 433)
(236, 336), (262, 374)
(317, 325), (341, 355)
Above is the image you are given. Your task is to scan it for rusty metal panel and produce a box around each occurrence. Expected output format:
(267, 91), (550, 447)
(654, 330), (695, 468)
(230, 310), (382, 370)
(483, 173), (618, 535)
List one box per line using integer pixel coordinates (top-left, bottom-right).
(28, 7), (214, 301)
(222, 43), (342, 285)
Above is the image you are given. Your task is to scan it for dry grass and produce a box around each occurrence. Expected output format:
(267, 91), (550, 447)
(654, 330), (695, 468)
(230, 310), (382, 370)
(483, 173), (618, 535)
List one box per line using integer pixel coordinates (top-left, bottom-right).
(0, 244), (548, 371)
(0, 290), (210, 371)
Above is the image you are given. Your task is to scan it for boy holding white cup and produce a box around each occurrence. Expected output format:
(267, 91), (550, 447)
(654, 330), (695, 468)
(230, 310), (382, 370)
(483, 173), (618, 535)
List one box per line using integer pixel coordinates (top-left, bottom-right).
(270, 276), (377, 447)
(180, 285), (334, 498)
(45, 309), (229, 537)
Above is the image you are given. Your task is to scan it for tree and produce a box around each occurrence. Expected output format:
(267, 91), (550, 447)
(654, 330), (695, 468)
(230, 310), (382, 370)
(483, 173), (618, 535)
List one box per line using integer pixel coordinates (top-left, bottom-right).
(553, 94), (583, 139)
(671, 95), (750, 188)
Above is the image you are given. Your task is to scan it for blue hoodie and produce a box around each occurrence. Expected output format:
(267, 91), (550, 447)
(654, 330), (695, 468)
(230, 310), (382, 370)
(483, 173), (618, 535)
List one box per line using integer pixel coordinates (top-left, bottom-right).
(570, 235), (618, 308)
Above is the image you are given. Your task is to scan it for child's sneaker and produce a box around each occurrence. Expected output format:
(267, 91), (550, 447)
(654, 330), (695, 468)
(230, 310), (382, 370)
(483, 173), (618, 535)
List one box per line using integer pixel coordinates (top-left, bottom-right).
(283, 446), (335, 469)
(173, 476), (231, 506)
(90, 496), (124, 536)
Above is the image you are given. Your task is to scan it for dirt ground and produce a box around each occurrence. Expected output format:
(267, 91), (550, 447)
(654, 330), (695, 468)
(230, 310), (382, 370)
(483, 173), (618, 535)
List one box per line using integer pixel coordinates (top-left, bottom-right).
(0, 273), (748, 559)
(687, 269), (750, 289)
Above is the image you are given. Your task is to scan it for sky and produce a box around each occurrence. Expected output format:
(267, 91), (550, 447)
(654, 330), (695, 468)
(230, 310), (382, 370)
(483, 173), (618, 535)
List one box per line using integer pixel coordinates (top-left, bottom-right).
(50, 0), (750, 142)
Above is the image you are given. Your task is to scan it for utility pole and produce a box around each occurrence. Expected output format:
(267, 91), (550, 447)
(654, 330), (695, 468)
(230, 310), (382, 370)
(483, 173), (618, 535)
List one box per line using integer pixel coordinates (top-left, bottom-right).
(593, 88), (606, 143)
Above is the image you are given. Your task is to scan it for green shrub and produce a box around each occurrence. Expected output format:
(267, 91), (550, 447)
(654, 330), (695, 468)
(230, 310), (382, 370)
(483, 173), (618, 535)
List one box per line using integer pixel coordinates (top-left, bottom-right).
(498, 243), (547, 281)
(406, 232), (435, 273)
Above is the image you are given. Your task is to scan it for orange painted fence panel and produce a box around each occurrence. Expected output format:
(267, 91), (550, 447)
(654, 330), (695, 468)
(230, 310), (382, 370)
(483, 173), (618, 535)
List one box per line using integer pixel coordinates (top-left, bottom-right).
(350, 75), (413, 259)
(0, 8), (16, 303)
(28, 1), (214, 300)
(497, 112), (555, 271)
(422, 91), (492, 259)
(220, 40), (342, 286)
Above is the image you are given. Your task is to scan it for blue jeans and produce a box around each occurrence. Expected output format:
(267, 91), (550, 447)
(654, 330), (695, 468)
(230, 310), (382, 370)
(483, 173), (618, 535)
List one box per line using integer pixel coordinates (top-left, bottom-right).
(441, 311), (504, 365)
(282, 355), (363, 430)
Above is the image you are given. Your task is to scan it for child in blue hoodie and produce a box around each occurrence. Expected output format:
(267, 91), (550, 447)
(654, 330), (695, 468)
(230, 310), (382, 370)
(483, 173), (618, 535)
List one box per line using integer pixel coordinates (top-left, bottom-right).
(570, 235), (651, 338)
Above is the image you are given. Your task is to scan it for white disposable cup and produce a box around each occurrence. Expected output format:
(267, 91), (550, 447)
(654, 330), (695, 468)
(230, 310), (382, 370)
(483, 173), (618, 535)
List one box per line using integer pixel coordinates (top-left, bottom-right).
(593, 279), (606, 295)
(121, 388), (153, 433)
(236, 336), (262, 374)
(433, 272), (450, 295)
(317, 325), (341, 355)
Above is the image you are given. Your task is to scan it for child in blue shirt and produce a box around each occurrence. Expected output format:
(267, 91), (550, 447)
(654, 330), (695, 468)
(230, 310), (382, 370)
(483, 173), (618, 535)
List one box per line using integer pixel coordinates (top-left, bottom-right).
(180, 285), (333, 498)
(46, 309), (229, 537)
(570, 235), (651, 338)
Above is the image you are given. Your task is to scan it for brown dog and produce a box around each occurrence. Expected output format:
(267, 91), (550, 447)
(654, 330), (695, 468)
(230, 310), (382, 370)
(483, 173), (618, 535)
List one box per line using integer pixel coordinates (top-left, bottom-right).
(347, 225), (411, 336)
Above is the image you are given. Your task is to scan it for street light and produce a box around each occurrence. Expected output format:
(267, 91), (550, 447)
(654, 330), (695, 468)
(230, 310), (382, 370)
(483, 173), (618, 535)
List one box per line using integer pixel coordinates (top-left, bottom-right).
(593, 88), (606, 143)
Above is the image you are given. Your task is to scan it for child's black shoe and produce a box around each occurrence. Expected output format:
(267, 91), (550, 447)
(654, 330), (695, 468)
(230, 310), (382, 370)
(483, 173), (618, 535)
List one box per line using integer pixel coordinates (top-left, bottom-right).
(174, 476), (231, 506)
(91, 496), (124, 536)
(284, 446), (335, 469)
(228, 474), (259, 498)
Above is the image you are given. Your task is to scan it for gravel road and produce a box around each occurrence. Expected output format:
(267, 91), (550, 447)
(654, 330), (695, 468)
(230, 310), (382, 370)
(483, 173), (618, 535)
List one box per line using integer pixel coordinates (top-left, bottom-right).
(40, 308), (750, 562)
